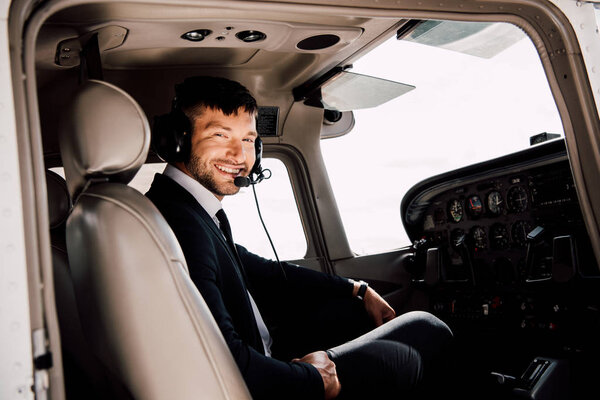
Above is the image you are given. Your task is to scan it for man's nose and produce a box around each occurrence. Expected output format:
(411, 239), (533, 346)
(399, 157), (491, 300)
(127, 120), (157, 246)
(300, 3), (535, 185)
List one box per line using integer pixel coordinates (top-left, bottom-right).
(226, 139), (246, 163)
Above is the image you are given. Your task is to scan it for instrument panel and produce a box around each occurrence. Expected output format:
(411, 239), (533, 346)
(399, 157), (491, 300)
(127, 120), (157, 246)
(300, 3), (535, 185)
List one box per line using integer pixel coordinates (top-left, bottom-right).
(402, 140), (598, 286)
(429, 168), (571, 243)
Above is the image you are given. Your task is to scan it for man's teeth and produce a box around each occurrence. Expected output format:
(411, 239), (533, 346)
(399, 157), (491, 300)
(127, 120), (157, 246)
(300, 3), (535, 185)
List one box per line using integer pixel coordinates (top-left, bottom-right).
(216, 165), (240, 174)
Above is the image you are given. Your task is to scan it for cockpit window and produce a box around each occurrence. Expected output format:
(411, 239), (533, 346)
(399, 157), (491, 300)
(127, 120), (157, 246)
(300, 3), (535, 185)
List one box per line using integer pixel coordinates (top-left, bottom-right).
(321, 20), (563, 255)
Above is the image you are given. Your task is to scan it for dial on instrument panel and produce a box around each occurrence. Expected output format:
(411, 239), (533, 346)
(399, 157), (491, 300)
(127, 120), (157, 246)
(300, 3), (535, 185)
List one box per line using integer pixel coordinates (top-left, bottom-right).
(470, 226), (487, 250)
(486, 190), (504, 215)
(489, 223), (509, 249)
(507, 185), (528, 212)
(451, 228), (466, 247)
(511, 220), (532, 247)
(466, 195), (484, 218)
(448, 199), (464, 222)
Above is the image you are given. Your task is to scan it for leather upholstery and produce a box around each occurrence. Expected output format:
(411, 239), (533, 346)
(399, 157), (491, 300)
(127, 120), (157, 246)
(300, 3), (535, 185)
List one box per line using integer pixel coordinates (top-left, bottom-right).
(59, 80), (150, 199)
(58, 81), (251, 400)
(47, 169), (128, 399)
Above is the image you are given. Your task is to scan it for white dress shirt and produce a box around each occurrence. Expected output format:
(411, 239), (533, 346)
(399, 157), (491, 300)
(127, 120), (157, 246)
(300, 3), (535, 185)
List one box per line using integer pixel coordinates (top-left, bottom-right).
(163, 164), (273, 356)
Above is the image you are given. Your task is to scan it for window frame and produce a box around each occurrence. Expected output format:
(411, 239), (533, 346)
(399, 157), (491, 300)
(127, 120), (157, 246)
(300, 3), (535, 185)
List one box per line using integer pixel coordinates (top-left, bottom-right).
(263, 146), (332, 269)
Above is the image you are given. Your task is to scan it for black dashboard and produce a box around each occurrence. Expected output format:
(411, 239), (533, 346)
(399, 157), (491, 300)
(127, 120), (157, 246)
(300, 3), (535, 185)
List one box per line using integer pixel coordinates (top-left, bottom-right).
(402, 139), (598, 287)
(400, 139), (600, 397)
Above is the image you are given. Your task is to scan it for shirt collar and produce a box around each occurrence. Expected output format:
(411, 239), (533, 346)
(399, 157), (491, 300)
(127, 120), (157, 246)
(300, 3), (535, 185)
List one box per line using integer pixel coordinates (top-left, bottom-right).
(163, 164), (223, 223)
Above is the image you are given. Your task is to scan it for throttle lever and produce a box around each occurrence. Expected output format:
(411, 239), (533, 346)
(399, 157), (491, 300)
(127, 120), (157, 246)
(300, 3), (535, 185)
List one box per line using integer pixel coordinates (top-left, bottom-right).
(490, 372), (517, 386)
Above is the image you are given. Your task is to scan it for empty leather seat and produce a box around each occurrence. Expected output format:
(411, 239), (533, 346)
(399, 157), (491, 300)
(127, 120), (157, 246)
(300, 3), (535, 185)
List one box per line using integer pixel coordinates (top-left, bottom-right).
(58, 80), (250, 400)
(47, 169), (131, 399)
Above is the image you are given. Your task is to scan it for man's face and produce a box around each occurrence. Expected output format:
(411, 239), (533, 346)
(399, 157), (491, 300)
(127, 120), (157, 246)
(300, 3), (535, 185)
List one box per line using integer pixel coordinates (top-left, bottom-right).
(182, 107), (257, 200)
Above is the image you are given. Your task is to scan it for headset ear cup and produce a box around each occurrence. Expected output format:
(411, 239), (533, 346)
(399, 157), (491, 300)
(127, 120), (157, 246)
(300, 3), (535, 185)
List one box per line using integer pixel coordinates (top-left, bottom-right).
(151, 108), (192, 163)
(251, 136), (263, 176)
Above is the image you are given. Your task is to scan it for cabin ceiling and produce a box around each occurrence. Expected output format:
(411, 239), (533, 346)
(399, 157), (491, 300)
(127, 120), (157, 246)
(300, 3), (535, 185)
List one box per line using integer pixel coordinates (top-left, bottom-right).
(36, 2), (401, 77)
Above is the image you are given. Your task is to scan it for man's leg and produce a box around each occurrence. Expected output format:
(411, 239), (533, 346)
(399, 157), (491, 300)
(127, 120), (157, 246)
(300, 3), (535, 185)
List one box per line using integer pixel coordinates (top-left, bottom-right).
(327, 311), (453, 399)
(338, 311), (453, 370)
(269, 297), (453, 398)
(327, 339), (423, 399)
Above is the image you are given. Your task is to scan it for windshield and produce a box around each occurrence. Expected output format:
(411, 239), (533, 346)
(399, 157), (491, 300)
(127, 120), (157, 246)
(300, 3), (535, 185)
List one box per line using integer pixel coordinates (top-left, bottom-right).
(321, 21), (563, 254)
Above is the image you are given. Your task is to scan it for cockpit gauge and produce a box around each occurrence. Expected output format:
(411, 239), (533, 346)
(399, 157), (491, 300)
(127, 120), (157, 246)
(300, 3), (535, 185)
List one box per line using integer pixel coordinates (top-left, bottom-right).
(450, 228), (466, 248)
(448, 199), (464, 223)
(511, 220), (532, 247)
(486, 191), (504, 215)
(507, 185), (528, 213)
(466, 195), (484, 218)
(470, 226), (487, 250)
(489, 223), (509, 249)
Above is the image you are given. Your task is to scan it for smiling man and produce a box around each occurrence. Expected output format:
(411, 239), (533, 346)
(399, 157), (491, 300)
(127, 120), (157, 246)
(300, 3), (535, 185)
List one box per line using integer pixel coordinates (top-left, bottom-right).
(146, 76), (452, 399)
(176, 107), (257, 199)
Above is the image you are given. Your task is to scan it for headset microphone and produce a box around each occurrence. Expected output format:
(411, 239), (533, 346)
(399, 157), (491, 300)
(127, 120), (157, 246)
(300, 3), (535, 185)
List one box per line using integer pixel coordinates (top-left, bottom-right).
(234, 169), (271, 188)
(234, 176), (252, 188)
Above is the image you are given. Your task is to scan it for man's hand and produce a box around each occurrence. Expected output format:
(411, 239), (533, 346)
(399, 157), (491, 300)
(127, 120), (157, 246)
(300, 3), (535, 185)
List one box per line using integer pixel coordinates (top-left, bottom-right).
(292, 351), (341, 399)
(364, 287), (396, 326)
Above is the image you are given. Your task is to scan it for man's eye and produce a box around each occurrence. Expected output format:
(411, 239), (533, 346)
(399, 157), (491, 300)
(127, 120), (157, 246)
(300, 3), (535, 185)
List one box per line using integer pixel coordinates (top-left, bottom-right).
(243, 138), (255, 143)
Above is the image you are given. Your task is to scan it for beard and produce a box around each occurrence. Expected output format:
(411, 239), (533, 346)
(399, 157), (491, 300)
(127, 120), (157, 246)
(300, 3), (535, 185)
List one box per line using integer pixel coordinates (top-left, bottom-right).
(185, 152), (240, 197)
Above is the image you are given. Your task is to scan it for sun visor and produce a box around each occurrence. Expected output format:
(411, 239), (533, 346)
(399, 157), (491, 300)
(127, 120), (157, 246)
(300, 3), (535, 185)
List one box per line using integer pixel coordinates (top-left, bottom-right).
(320, 71), (415, 111)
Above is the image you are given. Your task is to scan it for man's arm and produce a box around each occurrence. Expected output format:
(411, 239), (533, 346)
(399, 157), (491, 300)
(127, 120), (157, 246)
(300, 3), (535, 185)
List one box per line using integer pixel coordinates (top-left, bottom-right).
(190, 265), (326, 399)
(238, 246), (354, 298)
(351, 280), (396, 326)
(240, 246), (397, 327)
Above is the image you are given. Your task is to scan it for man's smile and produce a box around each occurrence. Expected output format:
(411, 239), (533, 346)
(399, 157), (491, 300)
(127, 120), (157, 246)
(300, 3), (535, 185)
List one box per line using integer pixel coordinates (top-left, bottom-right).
(215, 163), (243, 177)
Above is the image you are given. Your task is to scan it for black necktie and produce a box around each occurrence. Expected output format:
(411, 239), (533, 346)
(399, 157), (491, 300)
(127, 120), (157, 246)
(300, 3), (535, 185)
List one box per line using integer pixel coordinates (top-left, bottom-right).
(216, 209), (264, 352)
(216, 209), (247, 282)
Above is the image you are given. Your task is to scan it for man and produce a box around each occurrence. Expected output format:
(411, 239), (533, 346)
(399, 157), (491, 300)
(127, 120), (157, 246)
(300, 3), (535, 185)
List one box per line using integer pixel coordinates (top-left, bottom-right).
(146, 76), (452, 399)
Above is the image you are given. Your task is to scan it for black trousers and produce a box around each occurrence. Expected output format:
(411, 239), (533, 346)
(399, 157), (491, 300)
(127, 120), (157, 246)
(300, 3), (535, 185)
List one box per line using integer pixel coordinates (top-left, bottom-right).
(269, 298), (453, 399)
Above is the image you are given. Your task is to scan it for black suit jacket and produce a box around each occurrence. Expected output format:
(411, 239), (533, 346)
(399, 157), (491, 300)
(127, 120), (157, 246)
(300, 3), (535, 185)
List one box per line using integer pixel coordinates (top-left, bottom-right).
(146, 173), (353, 399)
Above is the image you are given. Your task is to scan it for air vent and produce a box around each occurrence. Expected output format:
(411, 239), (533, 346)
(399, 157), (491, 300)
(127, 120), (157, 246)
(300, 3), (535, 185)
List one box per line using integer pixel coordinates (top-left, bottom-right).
(297, 34), (340, 50)
(181, 29), (212, 42)
(236, 30), (266, 43)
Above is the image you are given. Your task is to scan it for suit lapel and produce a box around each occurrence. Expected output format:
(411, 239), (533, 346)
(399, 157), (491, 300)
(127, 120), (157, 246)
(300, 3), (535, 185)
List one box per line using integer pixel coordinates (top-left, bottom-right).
(150, 174), (248, 284)
(150, 175), (232, 254)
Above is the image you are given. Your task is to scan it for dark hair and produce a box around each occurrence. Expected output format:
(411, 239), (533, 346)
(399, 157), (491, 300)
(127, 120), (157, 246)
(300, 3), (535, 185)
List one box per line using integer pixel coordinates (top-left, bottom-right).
(174, 76), (257, 122)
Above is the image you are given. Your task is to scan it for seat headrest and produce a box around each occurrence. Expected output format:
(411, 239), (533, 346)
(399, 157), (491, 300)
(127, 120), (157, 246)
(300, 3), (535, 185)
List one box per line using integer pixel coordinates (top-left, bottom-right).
(59, 80), (150, 198)
(46, 170), (71, 229)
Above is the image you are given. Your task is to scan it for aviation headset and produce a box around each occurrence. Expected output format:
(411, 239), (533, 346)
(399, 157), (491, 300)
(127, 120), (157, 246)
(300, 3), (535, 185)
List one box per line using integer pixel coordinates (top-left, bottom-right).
(152, 89), (263, 183)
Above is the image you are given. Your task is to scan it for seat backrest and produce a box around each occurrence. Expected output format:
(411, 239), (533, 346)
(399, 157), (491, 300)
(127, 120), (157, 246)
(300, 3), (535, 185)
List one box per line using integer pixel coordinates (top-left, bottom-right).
(58, 80), (251, 400)
(47, 169), (131, 400)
